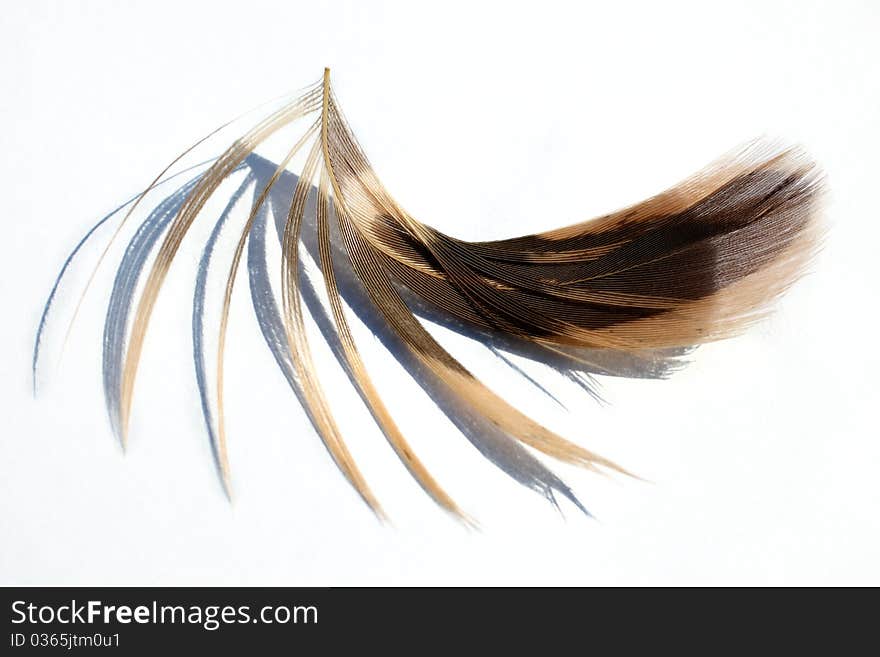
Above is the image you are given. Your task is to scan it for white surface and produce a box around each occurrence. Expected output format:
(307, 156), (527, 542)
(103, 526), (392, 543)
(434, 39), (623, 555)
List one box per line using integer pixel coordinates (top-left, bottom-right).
(1, 0), (878, 586)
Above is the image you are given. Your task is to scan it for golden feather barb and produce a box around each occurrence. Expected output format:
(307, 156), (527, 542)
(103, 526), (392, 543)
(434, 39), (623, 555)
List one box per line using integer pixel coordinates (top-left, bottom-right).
(35, 69), (824, 521)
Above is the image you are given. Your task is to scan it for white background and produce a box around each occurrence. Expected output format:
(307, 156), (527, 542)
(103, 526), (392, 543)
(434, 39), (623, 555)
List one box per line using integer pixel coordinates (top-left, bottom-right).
(1, 0), (878, 585)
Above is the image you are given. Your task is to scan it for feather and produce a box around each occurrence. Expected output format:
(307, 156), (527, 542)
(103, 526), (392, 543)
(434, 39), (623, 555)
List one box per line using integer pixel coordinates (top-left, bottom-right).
(34, 69), (824, 521)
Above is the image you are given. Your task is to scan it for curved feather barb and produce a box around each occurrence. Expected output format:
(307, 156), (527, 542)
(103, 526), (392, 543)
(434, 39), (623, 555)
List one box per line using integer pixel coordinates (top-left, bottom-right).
(34, 69), (824, 522)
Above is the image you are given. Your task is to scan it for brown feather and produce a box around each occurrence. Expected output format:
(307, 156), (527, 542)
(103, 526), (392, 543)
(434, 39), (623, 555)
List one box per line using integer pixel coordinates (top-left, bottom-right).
(44, 69), (824, 520)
